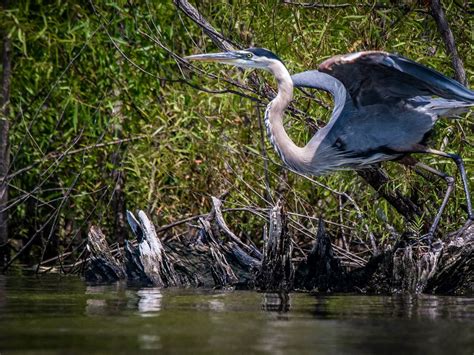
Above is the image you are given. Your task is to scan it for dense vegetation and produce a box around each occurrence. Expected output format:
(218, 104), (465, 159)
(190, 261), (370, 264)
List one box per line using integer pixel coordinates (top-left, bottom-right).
(0, 0), (472, 268)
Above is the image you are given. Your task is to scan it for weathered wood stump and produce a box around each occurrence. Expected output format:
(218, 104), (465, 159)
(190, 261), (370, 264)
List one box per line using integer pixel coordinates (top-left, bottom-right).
(85, 199), (473, 295)
(256, 200), (294, 292)
(294, 220), (346, 292)
(125, 211), (181, 287)
(425, 224), (473, 295)
(86, 204), (260, 288)
(348, 223), (473, 294)
(85, 226), (125, 283)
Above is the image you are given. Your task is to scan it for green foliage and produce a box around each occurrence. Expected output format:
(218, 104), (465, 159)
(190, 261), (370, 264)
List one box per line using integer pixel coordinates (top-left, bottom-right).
(1, 0), (472, 265)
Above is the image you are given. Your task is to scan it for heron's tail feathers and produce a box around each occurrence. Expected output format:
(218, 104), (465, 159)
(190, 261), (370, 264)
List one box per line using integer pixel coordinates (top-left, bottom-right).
(426, 98), (474, 118)
(411, 97), (474, 118)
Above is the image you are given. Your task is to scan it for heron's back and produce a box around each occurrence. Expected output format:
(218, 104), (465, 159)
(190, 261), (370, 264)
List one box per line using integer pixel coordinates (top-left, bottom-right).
(305, 103), (437, 174)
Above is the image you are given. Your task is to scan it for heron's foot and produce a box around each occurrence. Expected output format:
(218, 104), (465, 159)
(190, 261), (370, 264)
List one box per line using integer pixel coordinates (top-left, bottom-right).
(418, 232), (434, 245)
(418, 234), (445, 252)
(430, 239), (443, 253)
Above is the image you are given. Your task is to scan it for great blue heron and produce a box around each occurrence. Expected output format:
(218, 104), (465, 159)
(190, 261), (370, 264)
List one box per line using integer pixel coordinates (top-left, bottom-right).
(185, 48), (474, 240)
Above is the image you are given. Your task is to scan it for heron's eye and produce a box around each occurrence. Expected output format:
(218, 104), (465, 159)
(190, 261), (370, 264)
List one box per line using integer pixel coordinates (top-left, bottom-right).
(246, 53), (253, 59)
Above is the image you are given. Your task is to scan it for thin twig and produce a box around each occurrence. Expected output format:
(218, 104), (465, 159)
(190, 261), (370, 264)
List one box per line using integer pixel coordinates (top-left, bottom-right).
(256, 105), (273, 202)
(282, 0), (410, 10)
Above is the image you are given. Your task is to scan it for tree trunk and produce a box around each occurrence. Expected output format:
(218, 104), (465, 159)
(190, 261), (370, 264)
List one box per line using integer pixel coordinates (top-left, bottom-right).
(0, 0), (12, 266)
(430, 0), (467, 85)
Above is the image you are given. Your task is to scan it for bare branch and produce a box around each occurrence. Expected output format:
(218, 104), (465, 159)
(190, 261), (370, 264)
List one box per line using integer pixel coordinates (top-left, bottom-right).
(282, 0), (410, 10)
(430, 0), (467, 85)
(173, 0), (239, 51)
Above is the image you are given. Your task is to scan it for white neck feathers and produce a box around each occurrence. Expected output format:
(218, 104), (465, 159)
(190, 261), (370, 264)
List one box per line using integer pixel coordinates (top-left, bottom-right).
(264, 60), (308, 172)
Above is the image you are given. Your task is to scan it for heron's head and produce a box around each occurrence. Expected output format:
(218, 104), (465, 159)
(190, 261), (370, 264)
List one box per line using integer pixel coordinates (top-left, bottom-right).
(184, 47), (283, 71)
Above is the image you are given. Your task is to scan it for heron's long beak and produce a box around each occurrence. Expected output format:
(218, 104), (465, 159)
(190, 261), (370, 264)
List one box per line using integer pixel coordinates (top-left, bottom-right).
(184, 51), (241, 64)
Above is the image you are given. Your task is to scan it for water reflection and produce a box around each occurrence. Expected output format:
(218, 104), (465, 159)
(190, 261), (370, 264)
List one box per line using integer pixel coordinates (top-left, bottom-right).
(1, 275), (473, 354)
(208, 298), (225, 312)
(138, 334), (161, 350)
(137, 288), (162, 316)
(388, 294), (473, 320)
(310, 294), (474, 321)
(261, 292), (290, 313)
(85, 298), (107, 314)
(85, 283), (128, 316)
(85, 284), (123, 295)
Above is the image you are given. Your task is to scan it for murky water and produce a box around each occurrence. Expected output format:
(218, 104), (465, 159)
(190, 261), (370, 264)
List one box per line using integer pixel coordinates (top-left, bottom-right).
(0, 275), (473, 354)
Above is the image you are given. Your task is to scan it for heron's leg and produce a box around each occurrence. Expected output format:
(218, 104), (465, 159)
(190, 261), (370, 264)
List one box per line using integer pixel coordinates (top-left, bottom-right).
(424, 148), (473, 220)
(414, 162), (455, 239)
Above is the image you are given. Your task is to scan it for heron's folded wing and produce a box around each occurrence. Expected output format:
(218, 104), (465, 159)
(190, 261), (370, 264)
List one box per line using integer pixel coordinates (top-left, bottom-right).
(318, 51), (474, 106)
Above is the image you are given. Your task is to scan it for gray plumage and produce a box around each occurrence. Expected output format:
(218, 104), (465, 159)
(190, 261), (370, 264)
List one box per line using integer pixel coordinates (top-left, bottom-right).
(185, 48), (474, 238)
(291, 52), (474, 174)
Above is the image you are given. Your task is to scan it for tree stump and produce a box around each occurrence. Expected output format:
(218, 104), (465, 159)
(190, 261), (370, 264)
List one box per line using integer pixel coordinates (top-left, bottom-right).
(256, 200), (294, 292)
(85, 201), (473, 295)
(85, 226), (125, 283)
(295, 220), (346, 292)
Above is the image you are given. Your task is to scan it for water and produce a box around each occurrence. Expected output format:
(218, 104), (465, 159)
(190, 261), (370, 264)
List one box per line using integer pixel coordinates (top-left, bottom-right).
(0, 275), (473, 354)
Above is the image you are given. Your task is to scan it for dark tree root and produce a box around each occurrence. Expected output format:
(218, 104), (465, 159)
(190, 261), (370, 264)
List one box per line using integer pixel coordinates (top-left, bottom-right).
(347, 223), (473, 295)
(85, 202), (473, 295)
(294, 220), (347, 292)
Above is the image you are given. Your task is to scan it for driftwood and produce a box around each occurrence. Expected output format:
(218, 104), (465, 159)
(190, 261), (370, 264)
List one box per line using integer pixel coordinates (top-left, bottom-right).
(85, 198), (473, 295)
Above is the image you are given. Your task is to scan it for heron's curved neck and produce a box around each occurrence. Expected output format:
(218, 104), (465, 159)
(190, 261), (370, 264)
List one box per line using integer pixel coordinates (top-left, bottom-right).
(265, 61), (307, 171)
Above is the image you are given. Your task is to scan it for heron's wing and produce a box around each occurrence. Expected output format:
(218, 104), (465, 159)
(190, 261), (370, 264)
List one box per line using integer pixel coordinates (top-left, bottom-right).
(318, 51), (474, 106)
